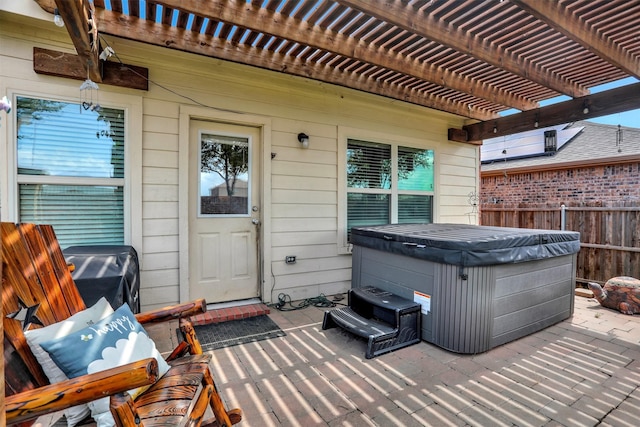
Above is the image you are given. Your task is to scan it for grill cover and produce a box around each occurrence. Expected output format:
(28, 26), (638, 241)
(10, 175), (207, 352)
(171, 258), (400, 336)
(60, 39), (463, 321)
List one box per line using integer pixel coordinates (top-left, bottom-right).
(350, 223), (580, 267)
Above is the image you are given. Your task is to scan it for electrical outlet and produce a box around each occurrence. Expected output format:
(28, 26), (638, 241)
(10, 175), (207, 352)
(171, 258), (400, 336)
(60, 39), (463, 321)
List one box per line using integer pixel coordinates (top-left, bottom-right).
(285, 256), (296, 264)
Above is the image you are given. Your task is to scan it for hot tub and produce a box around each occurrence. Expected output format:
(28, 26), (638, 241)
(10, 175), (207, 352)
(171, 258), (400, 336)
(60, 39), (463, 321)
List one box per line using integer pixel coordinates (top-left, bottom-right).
(350, 223), (580, 354)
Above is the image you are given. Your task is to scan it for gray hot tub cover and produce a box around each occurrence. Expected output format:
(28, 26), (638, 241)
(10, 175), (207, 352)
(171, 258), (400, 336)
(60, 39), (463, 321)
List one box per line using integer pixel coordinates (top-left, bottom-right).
(350, 223), (581, 267)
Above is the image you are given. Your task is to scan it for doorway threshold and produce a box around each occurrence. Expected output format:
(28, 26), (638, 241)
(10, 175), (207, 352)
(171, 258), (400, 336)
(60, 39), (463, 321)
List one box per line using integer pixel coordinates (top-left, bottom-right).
(206, 297), (262, 310)
(192, 298), (269, 326)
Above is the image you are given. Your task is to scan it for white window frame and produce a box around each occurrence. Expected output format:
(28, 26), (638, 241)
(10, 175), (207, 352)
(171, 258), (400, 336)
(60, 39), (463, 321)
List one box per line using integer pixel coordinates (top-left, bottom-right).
(337, 126), (437, 254)
(1, 86), (142, 250)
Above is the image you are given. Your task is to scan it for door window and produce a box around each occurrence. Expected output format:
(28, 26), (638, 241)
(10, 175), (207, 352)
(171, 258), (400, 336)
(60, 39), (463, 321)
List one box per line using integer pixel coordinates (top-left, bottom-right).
(199, 132), (250, 216)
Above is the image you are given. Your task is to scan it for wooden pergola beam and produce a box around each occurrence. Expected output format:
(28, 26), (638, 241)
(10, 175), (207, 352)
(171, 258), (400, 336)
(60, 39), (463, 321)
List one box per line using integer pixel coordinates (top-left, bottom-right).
(337, 0), (589, 98)
(156, 0), (537, 112)
(449, 82), (640, 142)
(53, 0), (102, 82)
(33, 47), (148, 91)
(513, 0), (640, 79)
(95, 9), (499, 121)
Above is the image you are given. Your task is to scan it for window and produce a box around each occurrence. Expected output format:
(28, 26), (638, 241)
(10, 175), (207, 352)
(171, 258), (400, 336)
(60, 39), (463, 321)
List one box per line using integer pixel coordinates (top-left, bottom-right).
(199, 132), (250, 216)
(16, 96), (126, 248)
(345, 138), (434, 242)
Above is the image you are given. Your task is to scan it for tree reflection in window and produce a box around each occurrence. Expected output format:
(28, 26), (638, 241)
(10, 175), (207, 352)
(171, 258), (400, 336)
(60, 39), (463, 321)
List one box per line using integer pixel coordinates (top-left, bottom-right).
(200, 134), (249, 215)
(347, 140), (391, 189)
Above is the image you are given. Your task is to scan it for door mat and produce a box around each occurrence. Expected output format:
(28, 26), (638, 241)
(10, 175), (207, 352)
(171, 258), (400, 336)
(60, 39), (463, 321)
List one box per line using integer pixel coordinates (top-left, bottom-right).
(191, 315), (286, 351)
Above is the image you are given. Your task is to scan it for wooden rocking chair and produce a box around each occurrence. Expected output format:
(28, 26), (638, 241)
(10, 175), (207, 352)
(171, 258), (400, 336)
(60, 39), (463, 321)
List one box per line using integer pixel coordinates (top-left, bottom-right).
(2, 222), (242, 427)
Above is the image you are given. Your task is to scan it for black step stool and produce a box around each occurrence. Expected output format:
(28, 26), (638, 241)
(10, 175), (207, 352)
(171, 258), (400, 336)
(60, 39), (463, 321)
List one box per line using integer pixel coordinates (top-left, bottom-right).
(322, 286), (421, 359)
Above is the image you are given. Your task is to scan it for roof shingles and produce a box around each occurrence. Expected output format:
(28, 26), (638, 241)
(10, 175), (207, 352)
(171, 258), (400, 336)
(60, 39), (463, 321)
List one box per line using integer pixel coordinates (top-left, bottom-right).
(482, 121), (640, 173)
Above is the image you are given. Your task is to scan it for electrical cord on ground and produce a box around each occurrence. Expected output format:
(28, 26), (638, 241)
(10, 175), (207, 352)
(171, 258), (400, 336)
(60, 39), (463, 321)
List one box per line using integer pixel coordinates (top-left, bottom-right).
(272, 293), (347, 311)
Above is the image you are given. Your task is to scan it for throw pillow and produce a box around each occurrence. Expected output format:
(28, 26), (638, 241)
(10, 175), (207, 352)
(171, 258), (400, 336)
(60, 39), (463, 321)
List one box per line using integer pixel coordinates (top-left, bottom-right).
(40, 303), (170, 427)
(23, 297), (114, 427)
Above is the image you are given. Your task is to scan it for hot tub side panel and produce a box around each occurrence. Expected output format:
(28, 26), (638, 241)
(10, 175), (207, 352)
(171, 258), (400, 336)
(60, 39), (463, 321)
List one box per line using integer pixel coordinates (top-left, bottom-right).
(432, 264), (495, 354)
(490, 253), (576, 349)
(352, 246), (577, 354)
(352, 245), (437, 342)
(352, 246), (496, 352)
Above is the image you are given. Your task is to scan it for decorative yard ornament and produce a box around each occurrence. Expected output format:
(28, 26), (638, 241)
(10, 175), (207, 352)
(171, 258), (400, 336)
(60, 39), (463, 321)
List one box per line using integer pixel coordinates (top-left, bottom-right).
(79, 77), (100, 112)
(466, 190), (479, 223)
(588, 276), (640, 315)
(467, 191), (479, 213)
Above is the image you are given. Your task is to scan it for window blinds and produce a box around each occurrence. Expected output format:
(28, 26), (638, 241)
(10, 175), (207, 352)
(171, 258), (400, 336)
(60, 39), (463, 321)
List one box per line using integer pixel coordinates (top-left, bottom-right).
(16, 97), (125, 247)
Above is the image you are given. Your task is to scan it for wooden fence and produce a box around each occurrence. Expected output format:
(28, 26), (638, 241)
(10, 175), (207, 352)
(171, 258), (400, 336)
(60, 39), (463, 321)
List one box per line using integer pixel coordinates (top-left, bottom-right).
(481, 204), (640, 284)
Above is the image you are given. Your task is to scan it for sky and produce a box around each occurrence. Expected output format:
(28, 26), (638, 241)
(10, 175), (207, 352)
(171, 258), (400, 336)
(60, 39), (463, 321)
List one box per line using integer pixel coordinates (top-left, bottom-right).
(502, 77), (640, 128)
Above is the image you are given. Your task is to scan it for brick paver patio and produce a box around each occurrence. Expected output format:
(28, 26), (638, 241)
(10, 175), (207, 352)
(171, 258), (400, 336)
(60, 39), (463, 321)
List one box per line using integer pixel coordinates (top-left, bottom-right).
(146, 295), (640, 426)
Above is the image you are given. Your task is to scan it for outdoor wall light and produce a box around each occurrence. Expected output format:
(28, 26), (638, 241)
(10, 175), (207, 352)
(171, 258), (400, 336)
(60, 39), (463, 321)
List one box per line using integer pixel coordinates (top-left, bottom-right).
(297, 132), (309, 148)
(544, 130), (557, 152)
(582, 100), (590, 114)
(53, 8), (65, 27)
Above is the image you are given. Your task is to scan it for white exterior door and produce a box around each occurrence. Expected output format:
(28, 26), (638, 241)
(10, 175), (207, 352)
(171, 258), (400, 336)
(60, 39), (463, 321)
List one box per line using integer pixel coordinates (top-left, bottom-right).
(189, 120), (260, 303)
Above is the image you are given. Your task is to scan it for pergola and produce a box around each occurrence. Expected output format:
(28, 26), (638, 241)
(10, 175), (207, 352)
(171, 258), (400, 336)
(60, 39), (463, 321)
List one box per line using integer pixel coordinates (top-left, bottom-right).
(34, 0), (640, 143)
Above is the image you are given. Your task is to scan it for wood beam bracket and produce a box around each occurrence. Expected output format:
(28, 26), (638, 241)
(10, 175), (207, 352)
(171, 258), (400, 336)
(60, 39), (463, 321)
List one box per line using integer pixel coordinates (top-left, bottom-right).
(33, 47), (149, 91)
(447, 128), (469, 144)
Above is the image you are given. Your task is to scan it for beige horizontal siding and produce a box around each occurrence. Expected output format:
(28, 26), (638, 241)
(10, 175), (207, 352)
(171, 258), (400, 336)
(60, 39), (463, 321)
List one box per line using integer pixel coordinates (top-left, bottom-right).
(1, 12), (478, 309)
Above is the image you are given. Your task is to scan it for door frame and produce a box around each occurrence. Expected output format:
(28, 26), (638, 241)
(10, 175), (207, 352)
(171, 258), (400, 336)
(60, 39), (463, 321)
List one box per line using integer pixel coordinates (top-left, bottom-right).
(178, 105), (272, 304)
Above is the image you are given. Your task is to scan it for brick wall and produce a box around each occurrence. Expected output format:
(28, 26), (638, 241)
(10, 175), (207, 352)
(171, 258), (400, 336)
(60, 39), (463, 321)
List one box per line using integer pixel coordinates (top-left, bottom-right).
(481, 162), (640, 207)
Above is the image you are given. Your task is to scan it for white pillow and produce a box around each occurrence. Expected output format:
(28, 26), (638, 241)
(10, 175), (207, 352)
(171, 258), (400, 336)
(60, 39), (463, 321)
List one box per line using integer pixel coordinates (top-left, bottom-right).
(24, 297), (114, 427)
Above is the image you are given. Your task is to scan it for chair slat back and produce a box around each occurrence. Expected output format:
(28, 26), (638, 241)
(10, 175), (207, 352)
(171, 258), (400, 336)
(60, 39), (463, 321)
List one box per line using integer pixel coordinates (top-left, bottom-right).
(2, 223), (86, 322)
(2, 222), (88, 411)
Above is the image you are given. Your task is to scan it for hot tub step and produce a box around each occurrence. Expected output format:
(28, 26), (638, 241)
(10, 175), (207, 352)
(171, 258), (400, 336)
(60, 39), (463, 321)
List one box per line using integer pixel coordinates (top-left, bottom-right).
(323, 307), (397, 338)
(323, 286), (421, 358)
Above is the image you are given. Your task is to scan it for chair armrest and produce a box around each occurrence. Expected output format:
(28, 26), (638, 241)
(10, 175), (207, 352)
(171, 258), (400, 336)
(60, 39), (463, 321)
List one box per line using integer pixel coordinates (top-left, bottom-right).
(135, 299), (207, 324)
(5, 358), (159, 425)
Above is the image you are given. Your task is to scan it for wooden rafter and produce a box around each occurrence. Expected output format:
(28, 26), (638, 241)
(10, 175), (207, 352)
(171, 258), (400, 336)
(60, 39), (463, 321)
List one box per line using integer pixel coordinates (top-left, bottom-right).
(155, 0), (537, 112)
(449, 82), (640, 142)
(30, 0), (639, 141)
(53, 0), (102, 82)
(95, 9), (498, 120)
(512, 0), (640, 79)
(336, 0), (589, 98)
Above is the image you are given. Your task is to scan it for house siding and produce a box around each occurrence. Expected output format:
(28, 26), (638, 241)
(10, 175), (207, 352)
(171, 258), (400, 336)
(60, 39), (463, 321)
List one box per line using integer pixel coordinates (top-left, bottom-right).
(1, 10), (478, 311)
